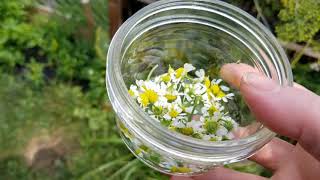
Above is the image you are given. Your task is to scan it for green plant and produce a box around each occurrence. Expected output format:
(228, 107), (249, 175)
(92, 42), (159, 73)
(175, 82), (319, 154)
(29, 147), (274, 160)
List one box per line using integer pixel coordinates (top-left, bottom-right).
(276, 0), (320, 42)
(0, 74), (167, 180)
(0, 0), (319, 179)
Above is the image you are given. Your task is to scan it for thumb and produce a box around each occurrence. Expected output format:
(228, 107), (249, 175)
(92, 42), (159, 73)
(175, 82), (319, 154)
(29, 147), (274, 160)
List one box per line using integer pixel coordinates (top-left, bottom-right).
(220, 63), (320, 161)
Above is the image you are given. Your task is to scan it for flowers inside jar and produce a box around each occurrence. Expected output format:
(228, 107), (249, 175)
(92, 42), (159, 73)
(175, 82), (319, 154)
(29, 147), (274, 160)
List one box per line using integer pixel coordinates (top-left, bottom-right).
(128, 63), (238, 141)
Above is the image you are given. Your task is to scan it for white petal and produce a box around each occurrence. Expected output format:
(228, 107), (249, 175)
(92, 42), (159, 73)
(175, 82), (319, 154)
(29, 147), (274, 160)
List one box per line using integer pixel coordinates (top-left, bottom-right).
(212, 79), (222, 84)
(202, 94), (209, 101)
(185, 94), (192, 102)
(184, 63), (196, 72)
(175, 96), (182, 105)
(130, 85), (137, 90)
(136, 80), (144, 87)
(185, 107), (194, 113)
(172, 120), (185, 128)
(216, 126), (228, 136)
(195, 69), (205, 78)
(201, 107), (208, 114)
(227, 93), (234, 98)
(163, 114), (171, 120)
(220, 85), (230, 91)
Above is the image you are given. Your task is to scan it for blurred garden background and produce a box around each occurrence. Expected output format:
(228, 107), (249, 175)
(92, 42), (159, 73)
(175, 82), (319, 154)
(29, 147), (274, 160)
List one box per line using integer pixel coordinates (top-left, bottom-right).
(0, 0), (319, 179)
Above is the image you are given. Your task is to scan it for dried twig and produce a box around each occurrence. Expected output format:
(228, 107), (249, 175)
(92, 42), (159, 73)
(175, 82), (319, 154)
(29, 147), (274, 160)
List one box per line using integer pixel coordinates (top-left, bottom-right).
(279, 40), (320, 60)
(290, 39), (312, 68)
(81, 0), (95, 40)
(253, 0), (271, 30)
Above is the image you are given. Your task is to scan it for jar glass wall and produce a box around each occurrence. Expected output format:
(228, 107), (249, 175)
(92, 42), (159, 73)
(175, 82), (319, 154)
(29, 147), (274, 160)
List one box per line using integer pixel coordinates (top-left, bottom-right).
(106, 0), (292, 175)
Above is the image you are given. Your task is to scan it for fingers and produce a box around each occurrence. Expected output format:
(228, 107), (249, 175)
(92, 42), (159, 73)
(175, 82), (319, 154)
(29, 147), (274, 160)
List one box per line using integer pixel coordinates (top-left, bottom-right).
(171, 138), (294, 180)
(249, 138), (294, 171)
(171, 176), (193, 180)
(192, 167), (267, 180)
(171, 168), (267, 180)
(220, 63), (320, 161)
(220, 63), (258, 88)
(220, 63), (310, 91)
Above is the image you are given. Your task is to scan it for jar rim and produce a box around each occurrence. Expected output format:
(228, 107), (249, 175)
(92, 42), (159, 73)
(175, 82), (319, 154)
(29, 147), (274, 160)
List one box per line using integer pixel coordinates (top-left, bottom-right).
(106, 0), (292, 155)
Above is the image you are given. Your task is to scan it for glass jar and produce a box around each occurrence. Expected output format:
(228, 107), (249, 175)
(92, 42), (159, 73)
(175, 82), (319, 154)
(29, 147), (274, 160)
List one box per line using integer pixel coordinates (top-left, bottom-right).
(106, 0), (293, 175)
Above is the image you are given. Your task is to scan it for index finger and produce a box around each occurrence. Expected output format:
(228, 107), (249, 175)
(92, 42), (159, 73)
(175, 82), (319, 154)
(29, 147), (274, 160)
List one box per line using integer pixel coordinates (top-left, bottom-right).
(220, 63), (309, 91)
(220, 63), (320, 161)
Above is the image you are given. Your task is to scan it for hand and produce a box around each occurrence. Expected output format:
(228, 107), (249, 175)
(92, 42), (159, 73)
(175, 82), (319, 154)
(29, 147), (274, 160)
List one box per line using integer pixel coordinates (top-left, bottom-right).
(172, 63), (320, 180)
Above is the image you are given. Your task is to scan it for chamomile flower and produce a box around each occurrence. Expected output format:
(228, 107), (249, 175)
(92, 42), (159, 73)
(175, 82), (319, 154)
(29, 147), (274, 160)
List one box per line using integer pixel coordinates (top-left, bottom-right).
(137, 89), (158, 107)
(174, 63), (195, 80)
(159, 158), (192, 173)
(201, 102), (224, 118)
(209, 78), (235, 102)
(129, 63), (239, 142)
(159, 158), (177, 169)
(164, 104), (186, 121)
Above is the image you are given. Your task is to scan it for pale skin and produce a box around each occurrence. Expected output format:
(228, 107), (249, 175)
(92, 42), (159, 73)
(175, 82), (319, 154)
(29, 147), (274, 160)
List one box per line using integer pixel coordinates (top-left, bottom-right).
(172, 63), (320, 180)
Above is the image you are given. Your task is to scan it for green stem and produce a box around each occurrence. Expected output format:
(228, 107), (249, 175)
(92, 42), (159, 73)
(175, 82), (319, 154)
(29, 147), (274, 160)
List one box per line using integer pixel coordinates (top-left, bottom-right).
(188, 97), (198, 122)
(80, 154), (134, 180)
(185, 75), (194, 81)
(291, 38), (312, 68)
(177, 82), (183, 92)
(147, 64), (159, 81)
(109, 158), (140, 180)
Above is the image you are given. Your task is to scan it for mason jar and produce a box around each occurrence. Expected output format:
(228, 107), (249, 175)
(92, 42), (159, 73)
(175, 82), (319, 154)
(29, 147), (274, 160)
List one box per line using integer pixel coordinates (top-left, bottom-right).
(106, 0), (293, 175)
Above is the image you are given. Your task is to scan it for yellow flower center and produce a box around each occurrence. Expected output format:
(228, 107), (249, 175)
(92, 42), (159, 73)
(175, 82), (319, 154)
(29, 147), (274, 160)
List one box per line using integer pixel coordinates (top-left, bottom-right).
(169, 109), (179, 118)
(206, 89), (212, 100)
(175, 67), (185, 78)
(128, 89), (135, 97)
(165, 94), (177, 101)
(211, 84), (220, 95)
(162, 74), (171, 83)
(145, 89), (158, 103)
(204, 77), (211, 88)
(217, 91), (226, 98)
(139, 93), (149, 107)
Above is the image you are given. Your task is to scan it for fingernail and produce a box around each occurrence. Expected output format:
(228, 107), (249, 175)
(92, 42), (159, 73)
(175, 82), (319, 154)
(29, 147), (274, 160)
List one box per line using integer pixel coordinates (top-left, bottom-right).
(220, 63), (239, 88)
(241, 73), (278, 91)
